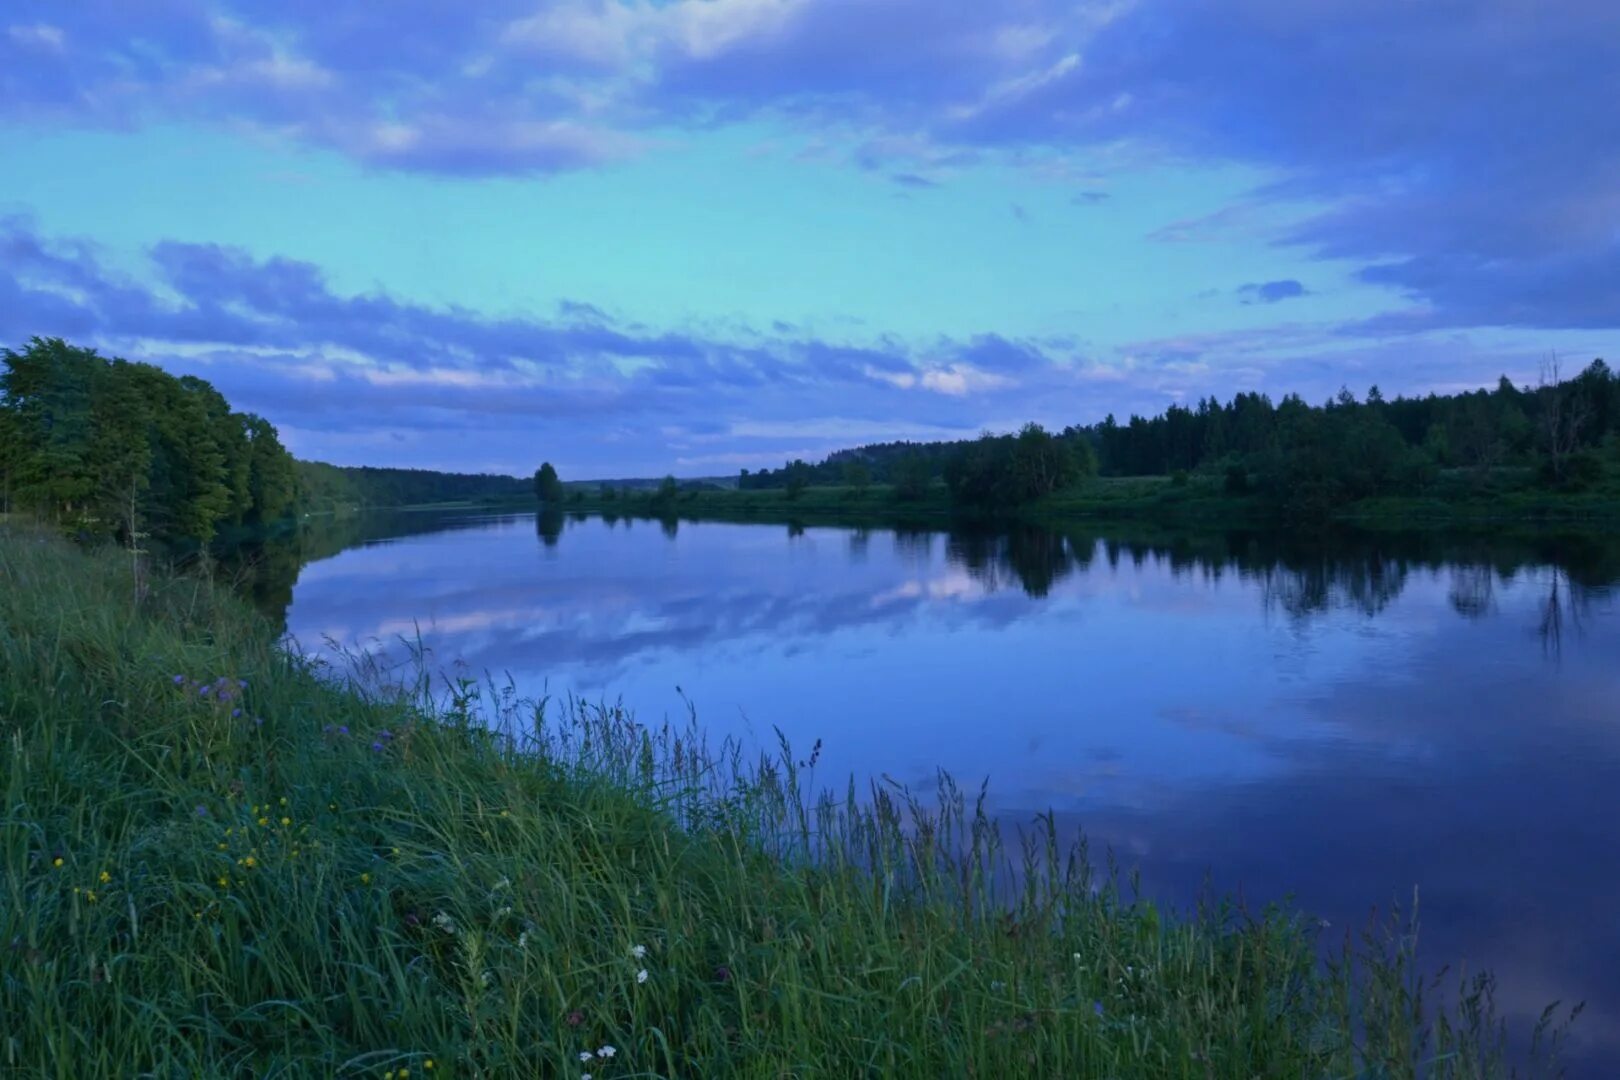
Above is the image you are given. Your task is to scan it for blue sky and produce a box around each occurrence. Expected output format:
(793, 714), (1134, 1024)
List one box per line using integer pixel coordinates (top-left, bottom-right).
(2, 1), (1617, 477)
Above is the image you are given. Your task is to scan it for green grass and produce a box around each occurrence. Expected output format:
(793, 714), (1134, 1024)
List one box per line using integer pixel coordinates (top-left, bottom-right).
(0, 527), (1578, 1077)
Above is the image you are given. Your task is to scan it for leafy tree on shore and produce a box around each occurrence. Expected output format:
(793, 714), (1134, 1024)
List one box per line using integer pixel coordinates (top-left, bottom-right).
(533, 461), (564, 502)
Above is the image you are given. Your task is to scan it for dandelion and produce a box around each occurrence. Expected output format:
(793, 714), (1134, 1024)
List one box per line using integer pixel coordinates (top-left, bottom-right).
(630, 944), (647, 959)
(636, 969), (648, 984)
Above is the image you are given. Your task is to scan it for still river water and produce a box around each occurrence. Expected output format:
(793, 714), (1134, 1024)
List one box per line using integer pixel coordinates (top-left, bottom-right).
(256, 509), (1620, 1068)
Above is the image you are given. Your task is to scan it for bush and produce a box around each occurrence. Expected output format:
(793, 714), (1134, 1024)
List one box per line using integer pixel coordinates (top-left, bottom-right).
(1223, 463), (1250, 495)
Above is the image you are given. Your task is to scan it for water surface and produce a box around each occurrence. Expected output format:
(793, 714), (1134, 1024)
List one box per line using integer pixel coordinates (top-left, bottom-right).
(269, 510), (1620, 1068)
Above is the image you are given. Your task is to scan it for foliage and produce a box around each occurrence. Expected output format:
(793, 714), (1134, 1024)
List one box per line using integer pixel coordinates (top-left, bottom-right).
(533, 462), (564, 503)
(0, 529), (1578, 1077)
(944, 424), (1083, 509)
(0, 337), (298, 542)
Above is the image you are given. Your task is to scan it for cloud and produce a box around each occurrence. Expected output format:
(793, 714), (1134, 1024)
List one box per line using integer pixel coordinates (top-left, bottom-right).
(1238, 279), (1307, 304)
(6, 0), (1618, 334)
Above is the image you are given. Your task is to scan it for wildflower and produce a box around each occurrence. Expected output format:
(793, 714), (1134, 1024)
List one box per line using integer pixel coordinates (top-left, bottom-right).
(636, 969), (648, 985)
(244, 856), (256, 869)
(239, 679), (249, 690)
(195, 805), (209, 817)
(258, 817), (269, 827)
(232, 709), (242, 718)
(500, 810), (510, 818)
(714, 964), (732, 983)
(1072, 953), (1082, 962)
(281, 817), (291, 827)
(98, 871), (110, 884)
(371, 742), (385, 752)
(424, 1061), (434, 1071)
(85, 890), (98, 903)
(597, 1046), (616, 1060)
(518, 931), (531, 950)
(225, 827), (233, 836)
(1093, 1001), (1105, 1017)
(52, 857), (63, 868)
(217, 843), (227, 850)
(565, 1009), (583, 1027)
(338, 726), (349, 735)
(582, 1075), (592, 1080)
(218, 876), (229, 887)
(399, 1071), (410, 1078)
(433, 912), (457, 934)
(630, 944), (647, 959)
(199, 685), (211, 697)
(360, 873), (372, 885)
(173, 674), (185, 685)
(579, 1051), (594, 1063)
(379, 729), (394, 740)
(328, 803), (338, 812)
(279, 798), (288, 806)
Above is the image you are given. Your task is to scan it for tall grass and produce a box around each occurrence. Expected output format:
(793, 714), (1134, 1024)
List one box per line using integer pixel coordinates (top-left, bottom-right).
(0, 526), (1577, 1077)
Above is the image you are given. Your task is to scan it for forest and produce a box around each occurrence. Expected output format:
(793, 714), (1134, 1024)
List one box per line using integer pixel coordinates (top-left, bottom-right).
(0, 338), (529, 546)
(741, 358), (1620, 516)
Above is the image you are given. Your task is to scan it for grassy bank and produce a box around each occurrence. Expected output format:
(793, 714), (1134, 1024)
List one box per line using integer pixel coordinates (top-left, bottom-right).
(0, 528), (1574, 1077)
(555, 467), (1620, 533)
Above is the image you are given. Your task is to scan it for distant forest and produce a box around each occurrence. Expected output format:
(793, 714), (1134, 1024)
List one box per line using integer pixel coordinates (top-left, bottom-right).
(743, 358), (1620, 515)
(0, 338), (527, 545)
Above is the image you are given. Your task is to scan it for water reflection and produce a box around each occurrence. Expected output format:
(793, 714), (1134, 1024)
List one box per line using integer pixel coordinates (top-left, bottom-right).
(265, 510), (1620, 1070)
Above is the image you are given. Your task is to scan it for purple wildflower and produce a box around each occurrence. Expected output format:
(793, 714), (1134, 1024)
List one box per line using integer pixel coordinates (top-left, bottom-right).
(238, 679), (248, 689)
(338, 725), (349, 735)
(378, 729), (393, 740)
(172, 674), (185, 685)
(231, 708), (242, 718)
(199, 685), (211, 697)
(371, 741), (384, 752)
(1092, 1001), (1104, 1017)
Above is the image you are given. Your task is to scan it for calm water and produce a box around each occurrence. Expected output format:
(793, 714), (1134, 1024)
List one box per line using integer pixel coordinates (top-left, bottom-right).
(267, 510), (1620, 1068)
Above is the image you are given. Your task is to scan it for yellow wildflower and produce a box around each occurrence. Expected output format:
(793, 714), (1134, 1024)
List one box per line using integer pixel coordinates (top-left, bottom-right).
(52, 857), (63, 868)
(281, 817), (291, 827)
(217, 876), (229, 887)
(85, 890), (98, 903)
(257, 817), (269, 827)
(360, 872), (372, 884)
(244, 856), (257, 868)
(98, 870), (110, 884)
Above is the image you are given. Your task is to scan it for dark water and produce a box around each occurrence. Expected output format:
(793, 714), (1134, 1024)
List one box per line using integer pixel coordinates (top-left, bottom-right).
(261, 509), (1620, 1068)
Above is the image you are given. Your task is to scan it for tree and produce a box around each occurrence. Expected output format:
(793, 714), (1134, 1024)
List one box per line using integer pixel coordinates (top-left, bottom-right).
(533, 461), (564, 502)
(842, 459), (871, 494)
(784, 459), (812, 499)
(1537, 354), (1592, 484)
(892, 453), (932, 501)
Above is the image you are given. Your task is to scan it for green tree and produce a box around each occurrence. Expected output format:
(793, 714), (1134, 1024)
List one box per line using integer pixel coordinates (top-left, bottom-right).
(533, 461), (564, 502)
(892, 453), (932, 502)
(841, 459), (871, 494)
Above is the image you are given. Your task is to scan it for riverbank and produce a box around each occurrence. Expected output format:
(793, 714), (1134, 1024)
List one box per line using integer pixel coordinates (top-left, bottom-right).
(554, 468), (1620, 532)
(0, 527), (1569, 1076)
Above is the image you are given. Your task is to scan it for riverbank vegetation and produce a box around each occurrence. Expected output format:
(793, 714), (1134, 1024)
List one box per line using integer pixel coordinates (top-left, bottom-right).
(0, 526), (1577, 1076)
(721, 357), (1620, 523)
(0, 338), (529, 548)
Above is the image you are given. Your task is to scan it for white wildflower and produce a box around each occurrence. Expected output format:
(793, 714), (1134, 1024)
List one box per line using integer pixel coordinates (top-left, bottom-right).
(630, 944), (647, 959)
(597, 1045), (616, 1059)
(636, 969), (648, 984)
(518, 931), (530, 949)
(579, 1051), (594, 1062)
(432, 911), (458, 935)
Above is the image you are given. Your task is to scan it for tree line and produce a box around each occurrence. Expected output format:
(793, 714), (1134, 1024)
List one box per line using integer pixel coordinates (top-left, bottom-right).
(0, 337), (300, 544)
(0, 338), (533, 546)
(738, 358), (1619, 515)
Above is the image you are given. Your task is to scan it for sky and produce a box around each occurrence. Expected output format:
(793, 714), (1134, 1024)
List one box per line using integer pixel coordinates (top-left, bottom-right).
(1, 1), (1617, 478)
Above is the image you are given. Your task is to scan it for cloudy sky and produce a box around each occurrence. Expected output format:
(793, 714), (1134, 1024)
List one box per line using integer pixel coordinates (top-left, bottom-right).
(2, 1), (1617, 478)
